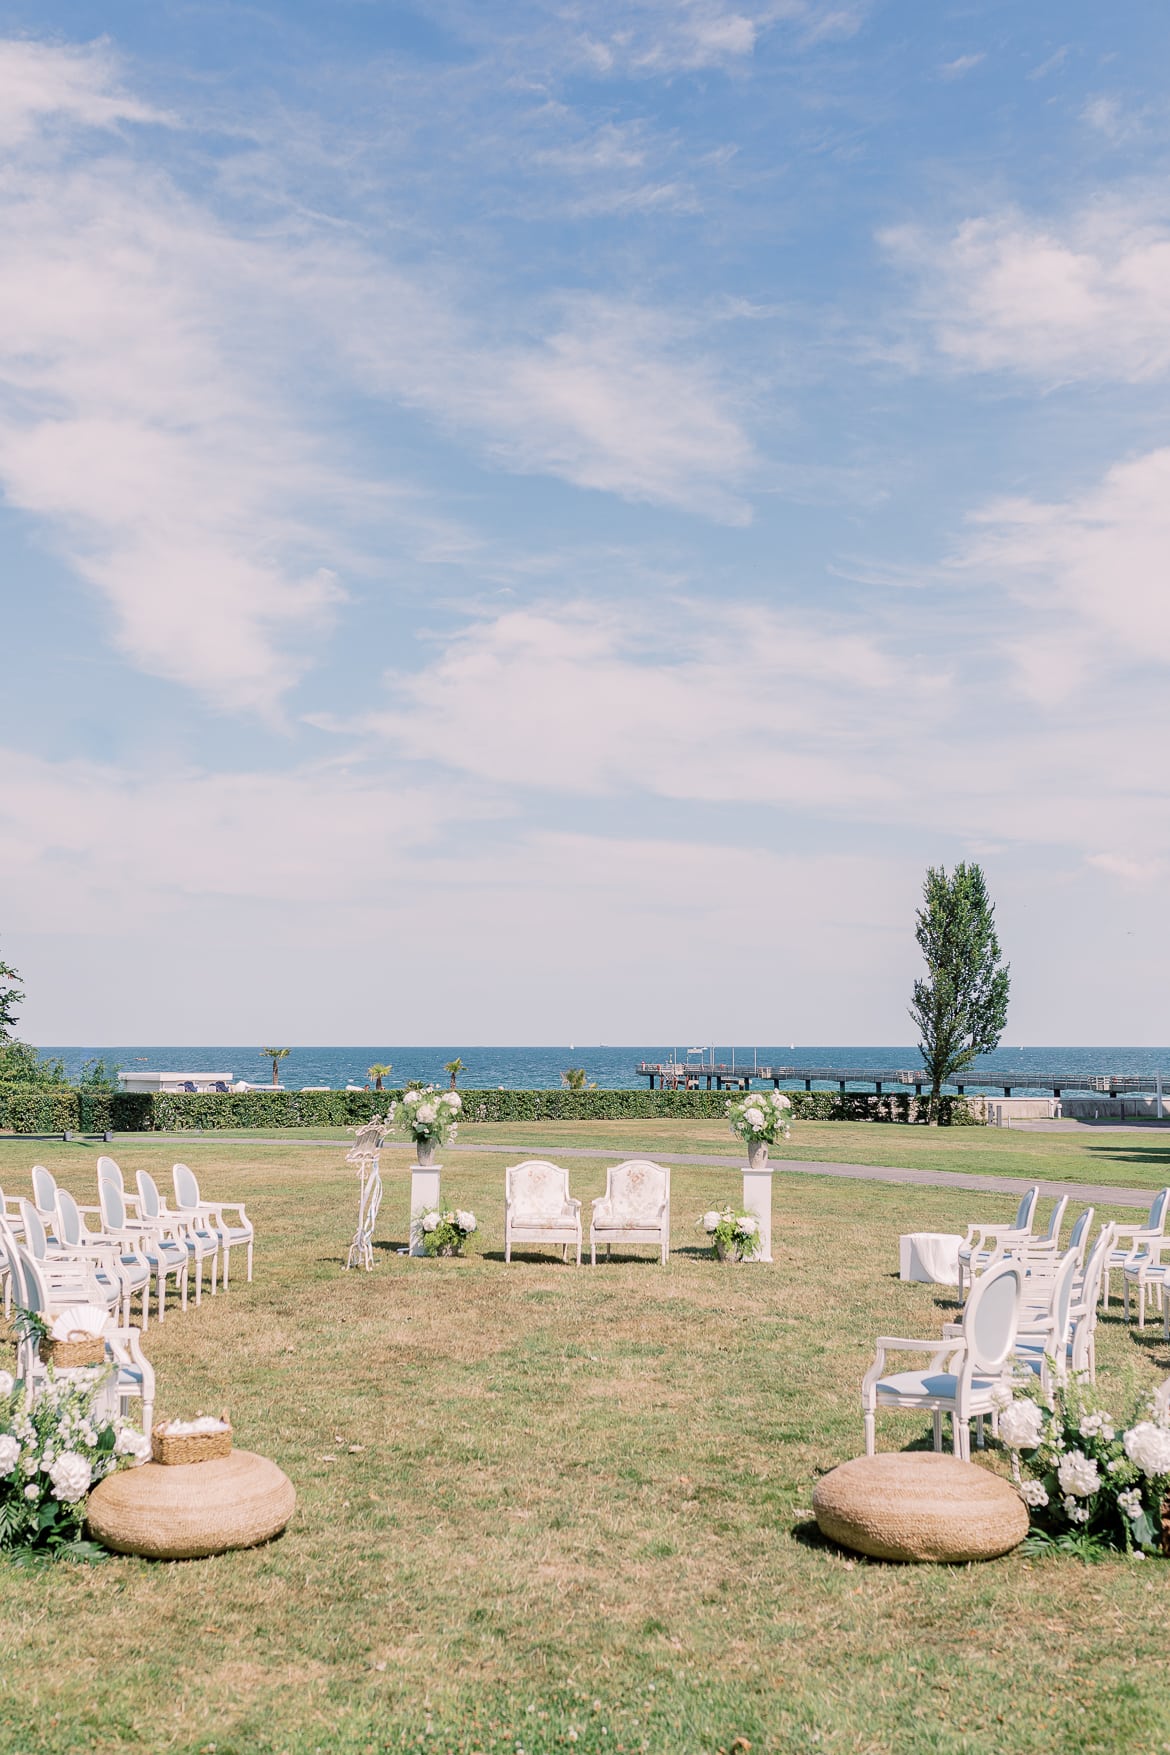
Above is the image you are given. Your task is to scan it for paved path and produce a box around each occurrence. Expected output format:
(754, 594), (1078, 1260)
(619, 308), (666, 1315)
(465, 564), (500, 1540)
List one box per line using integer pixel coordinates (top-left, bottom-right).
(102, 1133), (1161, 1211)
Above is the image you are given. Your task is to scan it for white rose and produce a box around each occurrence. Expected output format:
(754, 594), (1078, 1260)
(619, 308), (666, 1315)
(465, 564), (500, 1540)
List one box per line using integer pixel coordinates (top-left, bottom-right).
(48, 1452), (92, 1503)
(421, 1212), (440, 1232)
(443, 1092), (461, 1111)
(24, 1483), (38, 1501)
(743, 1107), (765, 1130)
(415, 1103), (437, 1125)
(1057, 1450), (1101, 1499)
(1019, 1480), (1048, 1507)
(998, 1400), (1045, 1451)
(1124, 1422), (1170, 1478)
(702, 1211), (721, 1233)
(0, 1434), (19, 1473)
(0, 1370), (13, 1396)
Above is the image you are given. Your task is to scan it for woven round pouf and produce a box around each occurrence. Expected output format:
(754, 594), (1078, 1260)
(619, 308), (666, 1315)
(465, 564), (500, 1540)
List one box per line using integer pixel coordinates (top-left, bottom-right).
(86, 1450), (295, 1560)
(812, 1452), (1027, 1563)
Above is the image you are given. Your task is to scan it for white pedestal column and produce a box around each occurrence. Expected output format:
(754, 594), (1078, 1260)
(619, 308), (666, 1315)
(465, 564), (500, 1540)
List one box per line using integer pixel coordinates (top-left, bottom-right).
(742, 1166), (773, 1264)
(409, 1165), (441, 1256)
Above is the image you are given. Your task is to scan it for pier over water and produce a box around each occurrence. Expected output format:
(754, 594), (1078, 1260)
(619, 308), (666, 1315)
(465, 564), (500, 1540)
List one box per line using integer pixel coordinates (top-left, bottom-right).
(636, 1061), (1168, 1098)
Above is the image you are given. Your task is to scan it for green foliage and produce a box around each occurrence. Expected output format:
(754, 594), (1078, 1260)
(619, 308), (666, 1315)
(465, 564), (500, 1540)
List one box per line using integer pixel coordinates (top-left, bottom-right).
(0, 1041), (68, 1086)
(367, 1063), (392, 1091)
(444, 1058), (464, 1088)
(0, 1085), (79, 1133)
(417, 1207), (477, 1256)
(909, 861), (1011, 1115)
(0, 948), (24, 1042)
(77, 1057), (120, 1092)
(260, 1047), (292, 1086)
(561, 1068), (595, 1091)
(0, 1371), (139, 1557)
(699, 1206), (762, 1261)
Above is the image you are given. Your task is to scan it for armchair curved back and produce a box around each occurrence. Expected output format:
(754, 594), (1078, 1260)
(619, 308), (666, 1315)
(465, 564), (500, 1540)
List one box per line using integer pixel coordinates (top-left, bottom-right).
(136, 1170), (164, 1221)
(1013, 1187), (1039, 1232)
(17, 1200), (49, 1261)
(1079, 1223), (1115, 1309)
(1146, 1187), (1170, 1232)
(97, 1155), (124, 1192)
(172, 1163), (201, 1210)
(506, 1161), (571, 1214)
(55, 1189), (86, 1248)
(0, 1224), (31, 1309)
(964, 1258), (1021, 1371)
(31, 1164), (57, 1217)
(1048, 1249), (1079, 1344)
(1039, 1195), (1068, 1246)
(99, 1178), (128, 1231)
(1067, 1207), (1094, 1264)
(602, 1160), (670, 1220)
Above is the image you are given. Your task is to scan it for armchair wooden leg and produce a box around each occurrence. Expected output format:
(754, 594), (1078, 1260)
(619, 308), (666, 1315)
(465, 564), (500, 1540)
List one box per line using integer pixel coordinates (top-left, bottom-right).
(932, 1410), (942, 1451)
(864, 1408), (876, 1456)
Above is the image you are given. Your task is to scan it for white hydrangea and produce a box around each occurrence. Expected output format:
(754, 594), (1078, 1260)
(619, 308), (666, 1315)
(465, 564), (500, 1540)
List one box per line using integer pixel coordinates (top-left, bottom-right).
(24, 1482), (39, 1501)
(772, 1093), (791, 1110)
(1062, 1498), (1090, 1525)
(738, 1215), (758, 1235)
(48, 1452), (92, 1503)
(1019, 1480), (1048, 1507)
(990, 1382), (1014, 1412)
(455, 1210), (476, 1233)
(421, 1211), (440, 1232)
(1079, 1411), (1115, 1442)
(415, 1103), (437, 1125)
(702, 1211), (721, 1233)
(1057, 1450), (1101, 1498)
(21, 1455), (38, 1477)
(743, 1107), (766, 1131)
(1118, 1487), (1145, 1520)
(403, 1090), (421, 1106)
(998, 1399), (1045, 1451)
(0, 1434), (20, 1473)
(115, 1426), (152, 1463)
(443, 1092), (461, 1111)
(1123, 1422), (1170, 1478)
(0, 1370), (14, 1397)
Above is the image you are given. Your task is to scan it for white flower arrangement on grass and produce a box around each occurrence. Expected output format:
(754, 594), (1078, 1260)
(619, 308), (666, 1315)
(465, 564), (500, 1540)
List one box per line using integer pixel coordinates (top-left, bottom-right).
(414, 1208), (477, 1257)
(699, 1207), (761, 1262)
(998, 1377), (1170, 1556)
(390, 1084), (461, 1151)
(0, 1363), (150, 1559)
(727, 1089), (792, 1159)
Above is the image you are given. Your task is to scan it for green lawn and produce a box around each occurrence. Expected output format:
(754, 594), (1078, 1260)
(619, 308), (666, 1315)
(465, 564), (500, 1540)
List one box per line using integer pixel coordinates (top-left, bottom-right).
(1, 1129), (1168, 1755)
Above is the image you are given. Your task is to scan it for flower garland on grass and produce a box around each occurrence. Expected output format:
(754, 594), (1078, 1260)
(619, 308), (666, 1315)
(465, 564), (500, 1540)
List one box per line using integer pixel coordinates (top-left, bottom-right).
(391, 1085), (461, 1148)
(727, 1090), (792, 1148)
(0, 1367), (151, 1559)
(415, 1209), (478, 1257)
(699, 1207), (761, 1261)
(997, 1378), (1170, 1557)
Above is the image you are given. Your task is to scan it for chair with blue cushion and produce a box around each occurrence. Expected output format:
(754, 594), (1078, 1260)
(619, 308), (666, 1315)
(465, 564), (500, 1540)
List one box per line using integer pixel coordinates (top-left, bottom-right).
(1113, 1188), (1170, 1321)
(956, 1187), (1038, 1302)
(98, 1177), (188, 1321)
(172, 1162), (253, 1287)
(137, 1168), (218, 1303)
(863, 1258), (1022, 1461)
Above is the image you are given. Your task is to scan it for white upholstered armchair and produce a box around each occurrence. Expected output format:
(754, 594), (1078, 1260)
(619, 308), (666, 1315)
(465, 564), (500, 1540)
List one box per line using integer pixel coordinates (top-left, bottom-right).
(504, 1161), (582, 1264)
(590, 1160), (670, 1265)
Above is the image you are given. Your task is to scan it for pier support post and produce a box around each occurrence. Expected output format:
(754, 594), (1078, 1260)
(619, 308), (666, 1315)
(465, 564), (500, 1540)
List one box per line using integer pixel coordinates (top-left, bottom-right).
(742, 1166), (773, 1264)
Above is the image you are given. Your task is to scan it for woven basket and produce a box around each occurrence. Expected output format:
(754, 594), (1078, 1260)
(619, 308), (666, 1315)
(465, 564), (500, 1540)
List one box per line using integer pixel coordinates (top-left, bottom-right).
(40, 1332), (106, 1368)
(152, 1417), (233, 1466)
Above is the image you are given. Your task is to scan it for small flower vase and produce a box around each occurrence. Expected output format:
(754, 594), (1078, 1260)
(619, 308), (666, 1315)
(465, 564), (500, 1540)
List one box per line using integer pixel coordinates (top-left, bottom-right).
(415, 1137), (437, 1166)
(714, 1238), (740, 1262)
(747, 1139), (769, 1170)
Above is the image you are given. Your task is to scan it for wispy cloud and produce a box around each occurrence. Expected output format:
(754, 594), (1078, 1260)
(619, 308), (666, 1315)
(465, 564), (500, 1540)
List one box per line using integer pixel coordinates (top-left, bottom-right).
(939, 53), (985, 81)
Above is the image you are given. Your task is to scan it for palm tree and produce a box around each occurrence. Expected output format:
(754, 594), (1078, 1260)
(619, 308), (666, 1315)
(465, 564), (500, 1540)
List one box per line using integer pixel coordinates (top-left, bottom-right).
(368, 1063), (392, 1092)
(561, 1067), (594, 1092)
(261, 1047), (291, 1087)
(444, 1058), (464, 1089)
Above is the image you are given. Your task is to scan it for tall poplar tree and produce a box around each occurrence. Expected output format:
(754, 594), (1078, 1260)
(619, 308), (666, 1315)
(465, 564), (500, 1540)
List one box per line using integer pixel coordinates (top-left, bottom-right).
(909, 863), (1011, 1122)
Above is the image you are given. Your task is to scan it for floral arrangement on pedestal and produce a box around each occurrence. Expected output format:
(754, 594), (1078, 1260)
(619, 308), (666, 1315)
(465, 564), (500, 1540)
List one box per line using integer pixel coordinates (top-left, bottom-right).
(699, 1207), (761, 1262)
(391, 1085), (461, 1163)
(415, 1208), (478, 1257)
(997, 1378), (1170, 1556)
(727, 1090), (792, 1167)
(0, 1368), (151, 1558)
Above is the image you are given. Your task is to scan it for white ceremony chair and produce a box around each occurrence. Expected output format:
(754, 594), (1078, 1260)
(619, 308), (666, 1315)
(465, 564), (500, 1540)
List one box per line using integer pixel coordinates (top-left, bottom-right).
(97, 1155), (143, 1218)
(55, 1187), (151, 1329)
(171, 1163), (253, 1287)
(1101, 1187), (1169, 1312)
(956, 1187), (1038, 1300)
(863, 1258), (1022, 1461)
(589, 1161), (671, 1265)
(98, 1178), (188, 1320)
(137, 1169), (218, 1302)
(504, 1162), (582, 1265)
(13, 1201), (120, 1319)
(15, 1243), (154, 1431)
(1065, 1206), (1095, 1271)
(1116, 1189), (1170, 1323)
(30, 1164), (62, 1229)
(1010, 1248), (1080, 1401)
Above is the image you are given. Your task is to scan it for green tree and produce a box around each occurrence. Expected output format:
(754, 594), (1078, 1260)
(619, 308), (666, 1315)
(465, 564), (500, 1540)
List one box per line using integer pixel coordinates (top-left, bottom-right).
(367, 1062), (392, 1091)
(909, 862), (1011, 1123)
(561, 1067), (595, 1092)
(78, 1057), (121, 1091)
(261, 1047), (292, 1087)
(444, 1058), (464, 1089)
(0, 949), (24, 1042)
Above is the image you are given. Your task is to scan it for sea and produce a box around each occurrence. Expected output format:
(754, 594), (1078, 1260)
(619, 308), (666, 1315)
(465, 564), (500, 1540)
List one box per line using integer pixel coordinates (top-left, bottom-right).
(40, 1044), (1170, 1095)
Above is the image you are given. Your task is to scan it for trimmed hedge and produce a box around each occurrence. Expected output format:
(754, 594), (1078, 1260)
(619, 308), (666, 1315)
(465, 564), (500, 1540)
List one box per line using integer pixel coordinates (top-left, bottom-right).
(0, 1083), (80, 1133)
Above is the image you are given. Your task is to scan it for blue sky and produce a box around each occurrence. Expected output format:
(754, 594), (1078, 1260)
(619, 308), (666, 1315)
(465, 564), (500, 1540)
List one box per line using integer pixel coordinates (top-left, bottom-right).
(2, 2), (1168, 1045)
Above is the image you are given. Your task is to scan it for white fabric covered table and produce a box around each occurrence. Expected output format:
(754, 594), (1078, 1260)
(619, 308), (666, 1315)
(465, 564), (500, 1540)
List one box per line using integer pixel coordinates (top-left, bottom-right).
(899, 1232), (963, 1285)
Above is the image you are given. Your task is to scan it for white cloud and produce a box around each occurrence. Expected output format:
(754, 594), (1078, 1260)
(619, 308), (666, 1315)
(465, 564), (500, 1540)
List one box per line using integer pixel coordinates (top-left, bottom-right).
(1087, 853), (1166, 887)
(0, 36), (167, 145)
(940, 53), (985, 81)
(570, 0), (863, 76)
(884, 199), (1170, 381)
